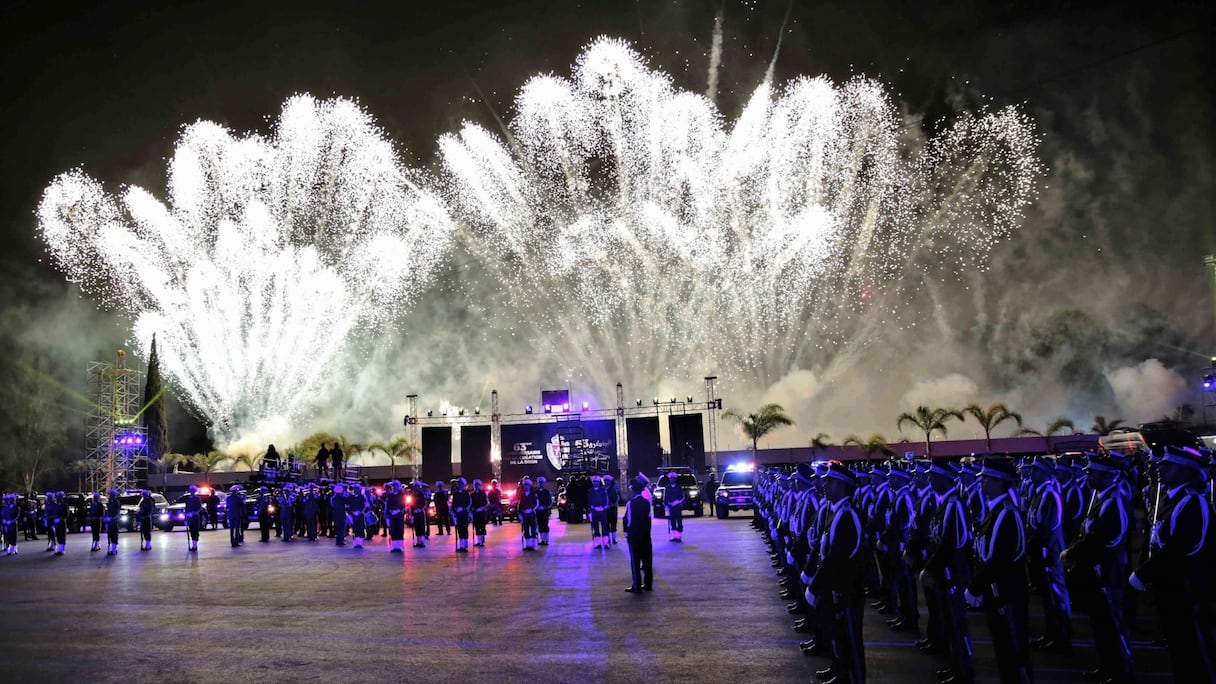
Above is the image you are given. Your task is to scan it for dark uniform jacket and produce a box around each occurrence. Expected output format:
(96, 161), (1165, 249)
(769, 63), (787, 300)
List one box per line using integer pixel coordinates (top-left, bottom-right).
(970, 493), (1027, 600)
(925, 489), (972, 588)
(1063, 482), (1130, 586)
(809, 496), (864, 597)
(624, 494), (651, 539)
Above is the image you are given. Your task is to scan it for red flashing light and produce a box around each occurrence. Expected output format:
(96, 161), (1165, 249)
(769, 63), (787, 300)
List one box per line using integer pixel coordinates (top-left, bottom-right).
(374, 487), (384, 496)
(405, 495), (414, 507)
(505, 489), (517, 499)
(198, 486), (212, 495)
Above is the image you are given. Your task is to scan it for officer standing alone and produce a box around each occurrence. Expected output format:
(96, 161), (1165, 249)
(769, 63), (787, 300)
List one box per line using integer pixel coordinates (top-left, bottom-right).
(663, 471), (685, 542)
(624, 474), (653, 593)
(184, 484), (203, 552)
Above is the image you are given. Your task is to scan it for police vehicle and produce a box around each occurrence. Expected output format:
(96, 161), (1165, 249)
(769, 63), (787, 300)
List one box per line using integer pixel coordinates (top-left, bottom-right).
(157, 488), (228, 531)
(116, 492), (169, 532)
(714, 463), (755, 517)
(651, 468), (703, 518)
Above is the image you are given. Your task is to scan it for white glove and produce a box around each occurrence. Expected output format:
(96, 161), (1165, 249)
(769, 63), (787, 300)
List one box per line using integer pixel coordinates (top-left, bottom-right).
(804, 588), (818, 607)
(785, 551), (795, 566)
(800, 571), (811, 585)
(964, 590), (982, 609)
(1128, 572), (1148, 592)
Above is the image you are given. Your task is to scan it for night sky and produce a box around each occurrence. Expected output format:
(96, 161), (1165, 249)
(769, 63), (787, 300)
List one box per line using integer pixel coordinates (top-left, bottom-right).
(2, 0), (1213, 456)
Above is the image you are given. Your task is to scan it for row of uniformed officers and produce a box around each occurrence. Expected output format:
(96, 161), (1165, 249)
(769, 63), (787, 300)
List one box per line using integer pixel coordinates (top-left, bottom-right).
(753, 446), (1214, 684)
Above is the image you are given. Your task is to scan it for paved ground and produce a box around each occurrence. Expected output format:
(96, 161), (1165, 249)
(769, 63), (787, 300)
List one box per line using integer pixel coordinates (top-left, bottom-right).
(0, 515), (1174, 683)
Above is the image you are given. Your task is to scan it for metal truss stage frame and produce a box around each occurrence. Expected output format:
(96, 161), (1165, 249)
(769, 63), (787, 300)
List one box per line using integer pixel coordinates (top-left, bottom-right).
(404, 377), (721, 482)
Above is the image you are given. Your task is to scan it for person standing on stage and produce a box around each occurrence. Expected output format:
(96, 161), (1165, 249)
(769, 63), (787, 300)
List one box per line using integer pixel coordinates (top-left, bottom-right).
(662, 472), (685, 542)
(624, 474), (653, 593)
(278, 485), (296, 543)
(604, 474), (620, 545)
(184, 484), (203, 552)
(315, 444), (330, 480)
(105, 488), (122, 554)
(1023, 456), (1072, 654)
(87, 490), (104, 552)
(536, 476), (554, 546)
(330, 442), (344, 481)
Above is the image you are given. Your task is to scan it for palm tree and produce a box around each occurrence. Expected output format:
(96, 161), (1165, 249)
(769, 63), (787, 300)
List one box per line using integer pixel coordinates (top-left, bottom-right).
(164, 451), (229, 477)
(843, 434), (894, 460)
(809, 433), (832, 458)
(229, 453), (257, 472)
(896, 406), (963, 457)
(721, 404), (795, 453)
(1018, 418), (1076, 452)
(1091, 415), (1126, 436)
(963, 403), (1023, 451)
(369, 436), (419, 480)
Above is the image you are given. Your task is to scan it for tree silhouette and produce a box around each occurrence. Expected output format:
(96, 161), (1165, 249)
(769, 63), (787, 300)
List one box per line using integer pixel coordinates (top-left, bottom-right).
(1090, 415), (1126, 435)
(963, 403), (1023, 451)
(722, 404), (795, 453)
(896, 406), (963, 457)
(142, 335), (168, 463)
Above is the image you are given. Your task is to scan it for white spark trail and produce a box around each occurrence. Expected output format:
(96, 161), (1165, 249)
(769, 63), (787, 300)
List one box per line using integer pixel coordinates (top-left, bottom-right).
(38, 95), (453, 443)
(439, 37), (1040, 394)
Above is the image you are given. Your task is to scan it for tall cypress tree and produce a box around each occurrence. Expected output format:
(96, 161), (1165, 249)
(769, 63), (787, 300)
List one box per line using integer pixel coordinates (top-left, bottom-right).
(143, 335), (169, 462)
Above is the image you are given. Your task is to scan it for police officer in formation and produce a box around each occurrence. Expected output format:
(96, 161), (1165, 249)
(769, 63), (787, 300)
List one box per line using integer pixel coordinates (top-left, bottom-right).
(385, 480), (408, 553)
(87, 490), (105, 552)
(753, 447), (1216, 684)
(302, 485), (320, 541)
(603, 474), (620, 545)
(136, 489), (154, 551)
(407, 480), (429, 548)
(255, 486), (273, 543)
(587, 475), (610, 549)
(277, 485), (296, 543)
(470, 479), (489, 547)
(105, 487), (122, 554)
(46, 491), (68, 555)
(330, 483), (348, 546)
(451, 477), (472, 552)
(432, 481), (450, 536)
(348, 484), (368, 549)
(662, 471), (685, 542)
(518, 477), (540, 551)
(2, 493), (19, 556)
(227, 485), (246, 547)
(1060, 453), (1134, 684)
(183, 484), (203, 552)
(536, 476), (553, 546)
(1128, 446), (1214, 681)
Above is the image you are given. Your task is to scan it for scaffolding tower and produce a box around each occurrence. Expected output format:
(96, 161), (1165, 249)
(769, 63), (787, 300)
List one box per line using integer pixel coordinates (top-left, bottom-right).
(85, 350), (147, 493)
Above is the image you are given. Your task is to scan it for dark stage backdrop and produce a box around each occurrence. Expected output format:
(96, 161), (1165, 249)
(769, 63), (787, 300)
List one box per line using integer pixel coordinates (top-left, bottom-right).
(668, 413), (706, 474)
(421, 426), (453, 484)
(500, 419), (618, 482)
(625, 416), (661, 478)
(460, 425), (493, 483)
